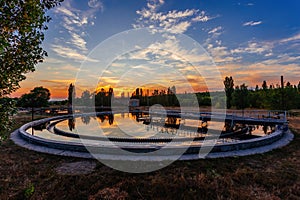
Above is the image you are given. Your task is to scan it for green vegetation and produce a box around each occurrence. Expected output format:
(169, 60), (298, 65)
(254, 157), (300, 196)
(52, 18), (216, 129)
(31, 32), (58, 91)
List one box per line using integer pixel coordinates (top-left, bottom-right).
(129, 77), (300, 110)
(66, 77), (300, 110)
(0, 97), (16, 141)
(0, 0), (63, 138)
(17, 87), (51, 108)
(24, 184), (35, 199)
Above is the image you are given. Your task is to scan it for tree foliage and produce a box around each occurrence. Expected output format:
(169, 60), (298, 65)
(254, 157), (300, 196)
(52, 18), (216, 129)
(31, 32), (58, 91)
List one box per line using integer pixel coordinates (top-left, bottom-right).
(262, 80), (268, 90)
(223, 76), (234, 108)
(0, 0), (63, 96)
(0, 0), (63, 138)
(18, 87), (50, 108)
(232, 84), (249, 110)
(0, 97), (16, 140)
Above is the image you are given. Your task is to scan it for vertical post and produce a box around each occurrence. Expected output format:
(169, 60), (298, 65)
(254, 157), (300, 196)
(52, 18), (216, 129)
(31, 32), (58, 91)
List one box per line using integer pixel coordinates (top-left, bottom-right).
(284, 111), (287, 122)
(281, 75), (284, 110)
(31, 107), (34, 121)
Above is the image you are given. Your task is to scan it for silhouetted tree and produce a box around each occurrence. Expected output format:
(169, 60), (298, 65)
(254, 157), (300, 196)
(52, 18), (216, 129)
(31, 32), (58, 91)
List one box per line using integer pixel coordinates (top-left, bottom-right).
(81, 90), (91, 101)
(68, 118), (75, 131)
(223, 76), (234, 108)
(232, 84), (249, 111)
(18, 87), (51, 120)
(68, 83), (75, 106)
(171, 85), (176, 94)
(81, 90), (93, 107)
(262, 80), (268, 90)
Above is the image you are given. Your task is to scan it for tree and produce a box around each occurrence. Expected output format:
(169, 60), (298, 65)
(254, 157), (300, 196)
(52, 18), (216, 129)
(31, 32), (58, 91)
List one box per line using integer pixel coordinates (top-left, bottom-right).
(232, 84), (249, 111)
(19, 87), (50, 107)
(223, 76), (234, 109)
(262, 80), (268, 90)
(81, 90), (91, 102)
(68, 83), (75, 106)
(0, 0), (63, 137)
(0, 97), (16, 140)
(1, 0), (63, 96)
(18, 87), (51, 120)
(171, 85), (176, 94)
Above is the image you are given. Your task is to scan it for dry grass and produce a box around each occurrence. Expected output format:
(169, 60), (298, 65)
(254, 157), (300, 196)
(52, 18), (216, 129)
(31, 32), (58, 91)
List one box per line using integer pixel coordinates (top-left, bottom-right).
(0, 115), (299, 199)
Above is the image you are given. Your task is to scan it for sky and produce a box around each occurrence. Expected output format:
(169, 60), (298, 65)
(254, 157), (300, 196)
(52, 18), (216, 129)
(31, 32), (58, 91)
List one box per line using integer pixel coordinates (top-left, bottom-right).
(12, 0), (300, 100)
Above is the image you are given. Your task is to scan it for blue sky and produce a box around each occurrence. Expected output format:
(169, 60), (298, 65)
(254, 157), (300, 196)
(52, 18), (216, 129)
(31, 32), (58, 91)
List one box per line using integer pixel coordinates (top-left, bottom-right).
(13, 0), (300, 99)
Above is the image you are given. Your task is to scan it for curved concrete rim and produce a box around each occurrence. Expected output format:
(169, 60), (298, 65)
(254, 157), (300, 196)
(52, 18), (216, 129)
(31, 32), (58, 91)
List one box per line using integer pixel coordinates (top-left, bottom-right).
(10, 113), (292, 161)
(10, 128), (294, 161)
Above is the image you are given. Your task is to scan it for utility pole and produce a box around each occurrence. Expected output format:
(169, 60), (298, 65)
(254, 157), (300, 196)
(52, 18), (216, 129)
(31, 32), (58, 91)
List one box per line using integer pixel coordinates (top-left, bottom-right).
(281, 75), (284, 110)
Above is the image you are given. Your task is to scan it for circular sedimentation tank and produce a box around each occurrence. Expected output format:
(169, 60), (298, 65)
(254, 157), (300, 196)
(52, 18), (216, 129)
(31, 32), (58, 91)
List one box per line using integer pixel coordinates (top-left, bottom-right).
(12, 111), (292, 160)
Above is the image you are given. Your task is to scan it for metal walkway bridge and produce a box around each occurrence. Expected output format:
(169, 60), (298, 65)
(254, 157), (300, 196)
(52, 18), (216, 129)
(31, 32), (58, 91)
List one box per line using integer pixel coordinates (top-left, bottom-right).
(135, 110), (288, 125)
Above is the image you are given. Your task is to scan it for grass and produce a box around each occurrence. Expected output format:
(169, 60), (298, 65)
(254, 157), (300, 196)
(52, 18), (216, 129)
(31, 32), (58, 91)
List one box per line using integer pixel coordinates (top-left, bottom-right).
(0, 114), (299, 199)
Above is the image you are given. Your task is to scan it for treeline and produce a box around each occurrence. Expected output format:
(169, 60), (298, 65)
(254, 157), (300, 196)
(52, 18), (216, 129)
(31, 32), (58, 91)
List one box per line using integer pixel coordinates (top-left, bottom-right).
(131, 89), (212, 107)
(70, 77), (300, 110)
(130, 77), (300, 110)
(69, 84), (114, 107)
(224, 77), (300, 110)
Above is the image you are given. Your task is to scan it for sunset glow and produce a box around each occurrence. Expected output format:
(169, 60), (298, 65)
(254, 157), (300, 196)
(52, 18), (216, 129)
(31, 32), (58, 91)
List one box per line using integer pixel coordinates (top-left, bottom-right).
(11, 0), (300, 99)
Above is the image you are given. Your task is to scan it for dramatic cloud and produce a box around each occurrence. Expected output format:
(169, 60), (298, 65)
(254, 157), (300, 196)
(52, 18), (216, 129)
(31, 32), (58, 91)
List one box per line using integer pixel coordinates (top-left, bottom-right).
(133, 0), (213, 34)
(218, 62), (300, 88)
(243, 21), (262, 26)
(262, 54), (300, 65)
(280, 33), (300, 43)
(52, 0), (102, 60)
(207, 44), (239, 64)
(231, 41), (273, 55)
(51, 44), (98, 62)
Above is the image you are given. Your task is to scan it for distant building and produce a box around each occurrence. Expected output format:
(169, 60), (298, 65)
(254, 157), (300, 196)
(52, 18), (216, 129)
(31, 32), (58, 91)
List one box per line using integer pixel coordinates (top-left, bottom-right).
(129, 99), (140, 111)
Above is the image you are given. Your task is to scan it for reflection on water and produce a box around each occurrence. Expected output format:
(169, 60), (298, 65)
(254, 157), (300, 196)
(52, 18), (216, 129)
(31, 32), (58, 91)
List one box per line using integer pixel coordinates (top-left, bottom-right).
(81, 115), (91, 124)
(68, 118), (75, 131)
(55, 112), (276, 139)
(27, 112), (277, 144)
(32, 122), (49, 131)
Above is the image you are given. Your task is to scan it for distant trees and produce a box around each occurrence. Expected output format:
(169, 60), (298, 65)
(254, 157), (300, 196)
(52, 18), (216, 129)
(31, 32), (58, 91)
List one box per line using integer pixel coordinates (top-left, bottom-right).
(81, 90), (91, 102)
(70, 77), (300, 111)
(94, 87), (114, 107)
(225, 78), (300, 110)
(232, 84), (249, 110)
(131, 86), (180, 107)
(223, 76), (234, 108)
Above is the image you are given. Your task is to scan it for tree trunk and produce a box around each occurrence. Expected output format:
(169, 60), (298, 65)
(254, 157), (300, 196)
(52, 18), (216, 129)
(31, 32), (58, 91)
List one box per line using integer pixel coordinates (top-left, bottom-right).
(31, 107), (34, 121)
